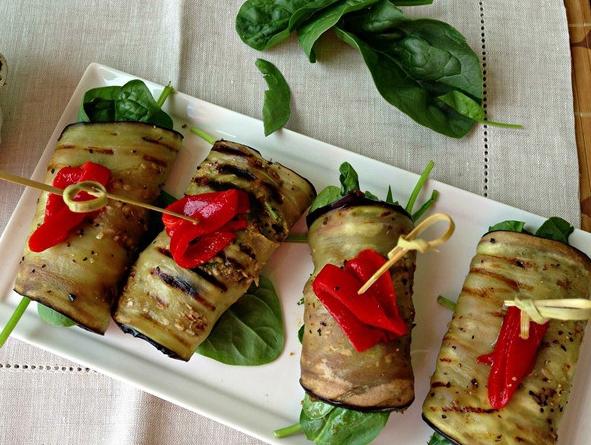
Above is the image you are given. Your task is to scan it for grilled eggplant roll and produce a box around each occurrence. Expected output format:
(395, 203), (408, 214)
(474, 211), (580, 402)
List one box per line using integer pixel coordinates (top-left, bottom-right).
(300, 195), (416, 411)
(423, 231), (591, 445)
(114, 140), (316, 361)
(14, 122), (182, 334)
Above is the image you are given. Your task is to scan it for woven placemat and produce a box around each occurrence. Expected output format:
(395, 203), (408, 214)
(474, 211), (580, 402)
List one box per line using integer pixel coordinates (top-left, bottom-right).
(566, 0), (591, 230)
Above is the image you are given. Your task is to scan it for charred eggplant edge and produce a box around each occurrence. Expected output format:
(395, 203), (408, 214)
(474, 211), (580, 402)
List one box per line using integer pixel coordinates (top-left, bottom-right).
(481, 231), (591, 268)
(302, 385), (415, 413)
(422, 414), (463, 445)
(306, 191), (410, 228)
(211, 139), (318, 198)
(117, 322), (183, 360)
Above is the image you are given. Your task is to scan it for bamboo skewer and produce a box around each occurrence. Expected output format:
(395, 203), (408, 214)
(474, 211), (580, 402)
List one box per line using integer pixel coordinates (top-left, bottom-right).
(358, 213), (455, 294)
(505, 297), (591, 339)
(0, 170), (198, 224)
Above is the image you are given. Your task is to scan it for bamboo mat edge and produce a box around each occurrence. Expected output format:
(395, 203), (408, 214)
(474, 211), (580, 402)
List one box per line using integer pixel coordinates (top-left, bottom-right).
(565, 0), (591, 230)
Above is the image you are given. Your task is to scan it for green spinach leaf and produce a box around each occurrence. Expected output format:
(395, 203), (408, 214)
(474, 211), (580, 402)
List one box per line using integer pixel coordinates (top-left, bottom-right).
(488, 220), (526, 233)
(236, 0), (342, 50)
(412, 189), (438, 221)
(256, 59), (292, 136)
(197, 276), (285, 365)
(437, 91), (522, 128)
(309, 185), (342, 213)
(405, 160), (431, 212)
(335, 28), (475, 138)
(364, 190), (379, 200)
(428, 432), (455, 445)
(78, 86), (120, 122)
(115, 80), (173, 128)
(346, 0), (406, 33)
(385, 185), (397, 204)
(298, 324), (305, 343)
(392, 0), (432, 4)
(438, 90), (484, 121)
(345, 2), (482, 99)
(298, 0), (380, 62)
(339, 162), (361, 194)
(79, 80), (174, 129)
(309, 161), (436, 218)
(300, 394), (390, 445)
(37, 304), (75, 327)
(535, 217), (574, 244)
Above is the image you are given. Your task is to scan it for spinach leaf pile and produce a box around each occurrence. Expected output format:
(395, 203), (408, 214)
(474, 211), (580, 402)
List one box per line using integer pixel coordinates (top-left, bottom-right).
(275, 394), (390, 445)
(236, 0), (518, 137)
(488, 217), (575, 245)
(197, 276), (285, 365)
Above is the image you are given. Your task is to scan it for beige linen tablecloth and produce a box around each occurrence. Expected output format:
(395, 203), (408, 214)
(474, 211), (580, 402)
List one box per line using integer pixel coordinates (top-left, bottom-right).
(0, 1), (579, 444)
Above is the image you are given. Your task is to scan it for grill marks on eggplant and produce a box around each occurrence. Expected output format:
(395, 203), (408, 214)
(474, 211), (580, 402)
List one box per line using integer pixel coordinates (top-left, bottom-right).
(191, 140), (316, 243)
(141, 136), (181, 152)
(14, 122), (182, 334)
(468, 267), (532, 291)
(217, 164), (257, 181)
(114, 140), (315, 360)
(142, 154), (169, 168)
(211, 143), (258, 158)
(422, 231), (591, 445)
(151, 266), (216, 311)
(155, 246), (230, 293)
(193, 172), (288, 241)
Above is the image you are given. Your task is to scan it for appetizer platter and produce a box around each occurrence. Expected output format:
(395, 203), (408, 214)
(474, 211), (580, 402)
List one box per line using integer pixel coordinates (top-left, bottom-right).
(1, 63), (591, 445)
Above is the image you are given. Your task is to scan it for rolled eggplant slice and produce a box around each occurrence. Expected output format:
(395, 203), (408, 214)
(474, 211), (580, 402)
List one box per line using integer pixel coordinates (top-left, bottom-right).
(114, 140), (316, 361)
(14, 122), (182, 334)
(423, 231), (591, 445)
(300, 197), (416, 411)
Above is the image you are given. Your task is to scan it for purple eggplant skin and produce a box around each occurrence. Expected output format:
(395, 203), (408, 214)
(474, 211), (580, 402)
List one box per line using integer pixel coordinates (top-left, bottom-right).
(14, 122), (183, 334)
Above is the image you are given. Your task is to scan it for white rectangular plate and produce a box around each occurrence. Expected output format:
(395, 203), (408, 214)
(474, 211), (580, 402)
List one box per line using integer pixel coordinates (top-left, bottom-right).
(1, 63), (590, 445)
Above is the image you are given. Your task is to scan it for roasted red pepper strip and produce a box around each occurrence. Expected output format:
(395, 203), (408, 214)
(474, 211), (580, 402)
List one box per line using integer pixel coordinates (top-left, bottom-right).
(162, 190), (250, 269)
(478, 306), (548, 409)
(344, 249), (407, 335)
(28, 162), (111, 252)
(312, 249), (407, 351)
(312, 288), (387, 352)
